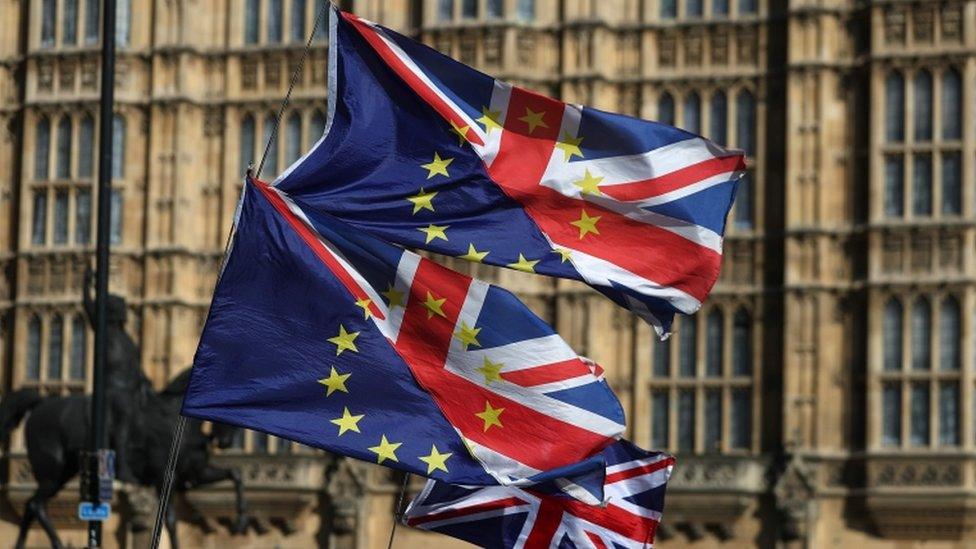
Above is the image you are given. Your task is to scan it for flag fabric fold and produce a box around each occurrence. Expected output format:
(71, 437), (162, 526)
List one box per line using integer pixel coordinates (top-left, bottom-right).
(182, 178), (624, 490)
(273, 7), (745, 336)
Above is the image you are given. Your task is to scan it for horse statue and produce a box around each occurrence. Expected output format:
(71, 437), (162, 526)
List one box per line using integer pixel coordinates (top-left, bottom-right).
(0, 368), (249, 549)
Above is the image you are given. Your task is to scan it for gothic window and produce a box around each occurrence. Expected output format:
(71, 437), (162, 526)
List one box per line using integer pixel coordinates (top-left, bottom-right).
(291, 0), (307, 42)
(85, 0), (99, 44)
(942, 152), (961, 216)
(739, 0), (757, 14)
(462, 0), (477, 19)
(658, 92), (675, 126)
(884, 71), (904, 142)
(909, 382), (930, 446)
(730, 388), (750, 449)
(677, 390), (695, 450)
(653, 336), (670, 376)
(268, 0), (284, 43)
(438, 0), (453, 21)
(27, 316), (42, 380)
(41, 0), (56, 47)
(710, 91), (727, 145)
(706, 309), (723, 376)
(111, 114), (125, 180)
(651, 391), (669, 448)
(883, 298), (902, 371)
(733, 172), (752, 228)
(736, 89), (756, 156)
(911, 297), (931, 370)
(285, 112), (302, 166)
(661, 0), (676, 19)
(116, 0), (131, 46)
(76, 188), (91, 244)
(241, 114), (256, 173)
(732, 309), (751, 375)
(53, 189), (68, 244)
(882, 383), (901, 446)
(79, 115), (94, 178)
(309, 110), (326, 145)
(48, 315), (63, 380)
(487, 0), (503, 18)
(56, 117), (72, 179)
(678, 314), (697, 377)
(714, 0), (729, 16)
(682, 92), (701, 134)
(704, 389), (721, 451)
(883, 155), (904, 217)
(941, 69), (961, 140)
(32, 190), (48, 245)
(912, 154), (931, 217)
(110, 189), (123, 244)
(314, 0), (327, 40)
(687, 0), (703, 18)
(64, 0), (78, 45)
(70, 315), (86, 380)
(939, 383), (959, 445)
(36, 118), (50, 180)
(245, 0), (260, 44)
(940, 297), (960, 370)
(913, 70), (932, 142)
(264, 114), (279, 176)
(517, 0), (535, 21)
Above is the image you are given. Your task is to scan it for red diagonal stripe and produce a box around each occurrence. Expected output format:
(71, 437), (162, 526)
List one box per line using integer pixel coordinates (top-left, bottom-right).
(604, 456), (675, 485)
(600, 154), (746, 201)
(406, 496), (529, 527)
(523, 499), (564, 549)
(585, 531), (608, 549)
(500, 358), (593, 387)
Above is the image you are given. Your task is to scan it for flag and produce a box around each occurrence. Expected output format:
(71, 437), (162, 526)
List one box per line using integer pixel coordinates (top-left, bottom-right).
(273, 7), (746, 336)
(404, 440), (674, 548)
(182, 178), (625, 488)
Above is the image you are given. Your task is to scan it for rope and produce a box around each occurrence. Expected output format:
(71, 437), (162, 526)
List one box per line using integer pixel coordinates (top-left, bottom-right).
(386, 473), (410, 549)
(149, 415), (187, 549)
(255, 1), (329, 179)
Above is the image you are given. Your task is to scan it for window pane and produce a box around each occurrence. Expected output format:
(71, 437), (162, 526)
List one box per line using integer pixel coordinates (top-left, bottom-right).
(882, 383), (901, 447)
(286, 113), (302, 166)
(730, 388), (751, 449)
(57, 118), (72, 179)
(734, 172), (753, 229)
(487, 0), (502, 18)
(910, 382), (930, 446)
(264, 115), (279, 176)
(884, 72), (904, 142)
(245, 0), (260, 43)
(309, 111), (326, 145)
(42, 0), (56, 46)
(268, 0), (283, 43)
(704, 389), (721, 451)
(75, 188), (91, 244)
(48, 315), (63, 380)
(940, 297), (960, 370)
(32, 190), (47, 245)
(26, 317), (42, 380)
(658, 92), (675, 126)
(883, 155), (904, 217)
(706, 310), (723, 376)
(732, 309), (751, 375)
(739, 0), (757, 14)
(462, 0), (476, 18)
(883, 299), (902, 371)
(679, 316), (697, 377)
(313, 0), (327, 40)
(35, 118), (50, 180)
(660, 0), (676, 19)
(112, 115), (125, 180)
(115, 0), (131, 46)
(240, 115), (256, 174)
(941, 152), (961, 216)
(939, 383), (960, 446)
(64, 0), (78, 45)
(736, 90), (756, 156)
(677, 390), (695, 451)
(714, 0), (729, 15)
(517, 0), (534, 21)
(79, 116), (94, 178)
(914, 71), (932, 141)
(651, 391), (669, 448)
(70, 315), (86, 380)
(942, 69), (961, 140)
(682, 92), (701, 134)
(710, 92), (727, 145)
(53, 189), (68, 244)
(911, 298), (931, 370)
(912, 154), (931, 217)
(653, 338), (670, 377)
(110, 189), (123, 245)
(253, 432), (269, 452)
(438, 0), (453, 21)
(291, 0), (306, 42)
(687, 0), (703, 16)
(85, 0), (99, 44)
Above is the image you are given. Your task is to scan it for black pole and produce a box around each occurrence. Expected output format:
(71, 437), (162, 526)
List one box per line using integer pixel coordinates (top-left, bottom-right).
(89, 0), (116, 545)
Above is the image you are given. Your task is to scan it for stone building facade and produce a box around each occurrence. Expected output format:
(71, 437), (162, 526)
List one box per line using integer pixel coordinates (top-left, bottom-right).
(1, 0), (975, 547)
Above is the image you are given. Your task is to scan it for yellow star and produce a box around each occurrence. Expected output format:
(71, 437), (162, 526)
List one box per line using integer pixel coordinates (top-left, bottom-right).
(476, 106), (503, 133)
(327, 324), (359, 355)
(454, 321), (482, 349)
(554, 132), (584, 161)
(475, 401), (504, 432)
(518, 107), (549, 134)
(422, 291), (447, 319)
(419, 445), (453, 474)
(573, 169), (603, 196)
(330, 407), (364, 436)
(407, 187), (438, 214)
(382, 283), (405, 308)
(507, 253), (539, 273)
(449, 120), (470, 146)
(459, 243), (489, 263)
(552, 247), (573, 263)
(368, 435), (402, 464)
(570, 209), (602, 239)
(354, 297), (374, 320)
(477, 357), (503, 384)
(421, 152), (453, 179)
(418, 223), (449, 244)
(317, 366), (351, 396)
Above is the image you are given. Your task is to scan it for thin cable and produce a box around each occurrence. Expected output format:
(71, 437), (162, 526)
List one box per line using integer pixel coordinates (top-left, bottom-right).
(386, 473), (410, 549)
(149, 414), (188, 549)
(255, 1), (329, 179)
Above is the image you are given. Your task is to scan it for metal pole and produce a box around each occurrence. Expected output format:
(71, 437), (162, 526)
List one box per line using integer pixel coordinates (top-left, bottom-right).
(89, 0), (116, 545)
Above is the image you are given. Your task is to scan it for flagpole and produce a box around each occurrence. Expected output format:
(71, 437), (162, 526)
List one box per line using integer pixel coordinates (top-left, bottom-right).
(88, 0), (117, 545)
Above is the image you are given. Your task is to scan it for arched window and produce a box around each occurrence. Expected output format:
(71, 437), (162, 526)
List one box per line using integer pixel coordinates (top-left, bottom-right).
(70, 315), (87, 380)
(291, 0), (306, 42)
(912, 154), (931, 216)
(884, 71), (904, 142)
(678, 315), (697, 377)
(438, 0), (453, 21)
(941, 69), (961, 140)
(739, 0), (757, 14)
(660, 0), (676, 19)
(53, 190), (68, 244)
(687, 0), (703, 17)
(682, 92), (701, 135)
(710, 91), (728, 145)
(76, 188), (91, 244)
(517, 0), (534, 21)
(732, 309), (751, 376)
(264, 114), (279, 176)
(268, 0), (284, 43)
(734, 173), (752, 229)
(913, 70), (932, 141)
(35, 118), (50, 180)
(64, 0), (78, 45)
(911, 297), (931, 371)
(48, 315), (63, 380)
(285, 113), (302, 166)
(41, 0), (56, 47)
(942, 152), (961, 216)
(240, 114), (256, 174)
(111, 114), (125, 180)
(883, 298), (903, 371)
(84, 0), (99, 44)
(245, 0), (260, 44)
(56, 117), (72, 179)
(79, 115), (94, 178)
(883, 155), (904, 217)
(658, 92), (675, 126)
(309, 110), (326, 145)
(115, 0), (131, 46)
(940, 297), (960, 370)
(706, 309), (723, 376)
(736, 90), (756, 156)
(26, 316), (42, 380)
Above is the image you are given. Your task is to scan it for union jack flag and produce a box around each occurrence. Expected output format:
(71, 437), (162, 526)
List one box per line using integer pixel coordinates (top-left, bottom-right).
(274, 8), (745, 336)
(404, 441), (675, 548)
